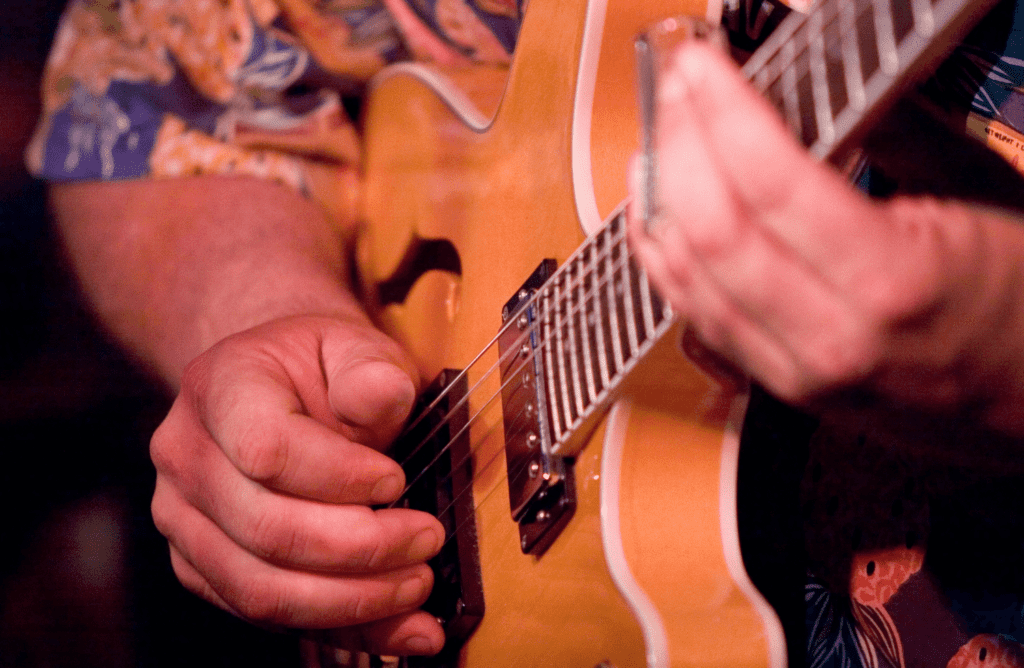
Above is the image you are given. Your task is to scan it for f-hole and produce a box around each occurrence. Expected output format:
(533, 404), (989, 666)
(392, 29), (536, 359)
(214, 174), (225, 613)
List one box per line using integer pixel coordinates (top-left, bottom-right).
(375, 237), (462, 306)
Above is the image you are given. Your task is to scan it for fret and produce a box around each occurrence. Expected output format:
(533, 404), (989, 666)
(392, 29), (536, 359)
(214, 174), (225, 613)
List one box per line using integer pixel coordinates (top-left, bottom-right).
(616, 228), (642, 357)
(590, 234), (613, 390)
(795, 48), (820, 148)
(636, 246), (658, 338)
(823, 12), (850, 125)
(603, 225), (627, 374)
(577, 248), (600, 405)
(911, 0), (935, 36)
(551, 274), (576, 433)
(855, 0), (882, 84)
(890, 0), (916, 44)
(540, 285), (564, 442)
(873, 0), (900, 75)
(563, 258), (587, 418)
(808, 10), (836, 147)
(840, 0), (868, 113)
(779, 39), (803, 145)
(610, 229), (635, 361)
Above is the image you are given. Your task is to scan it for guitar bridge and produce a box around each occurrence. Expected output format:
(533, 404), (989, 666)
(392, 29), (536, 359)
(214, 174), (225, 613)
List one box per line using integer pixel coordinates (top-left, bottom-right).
(391, 369), (484, 666)
(498, 260), (577, 556)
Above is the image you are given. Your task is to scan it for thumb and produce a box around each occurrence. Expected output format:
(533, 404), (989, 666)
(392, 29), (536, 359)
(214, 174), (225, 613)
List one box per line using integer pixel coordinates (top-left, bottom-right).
(329, 357), (418, 450)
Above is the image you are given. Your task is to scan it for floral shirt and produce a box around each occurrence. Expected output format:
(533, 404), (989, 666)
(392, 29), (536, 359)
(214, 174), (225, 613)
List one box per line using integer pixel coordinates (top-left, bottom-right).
(25, 0), (522, 209)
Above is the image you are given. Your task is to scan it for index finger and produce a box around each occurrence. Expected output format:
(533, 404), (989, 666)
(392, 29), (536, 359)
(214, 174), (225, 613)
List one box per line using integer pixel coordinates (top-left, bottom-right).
(185, 352), (407, 505)
(663, 41), (884, 283)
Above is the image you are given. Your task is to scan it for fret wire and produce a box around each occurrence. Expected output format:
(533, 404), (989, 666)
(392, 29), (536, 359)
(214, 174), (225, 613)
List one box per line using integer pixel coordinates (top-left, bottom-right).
(617, 231), (642, 356)
(840, 0), (867, 111)
(592, 230), (613, 389)
(578, 248), (600, 404)
(874, 0), (900, 74)
(637, 255), (657, 338)
(564, 259), (587, 417)
(808, 9), (837, 148)
(541, 286), (564, 442)
(911, 0), (936, 36)
(552, 275), (576, 433)
(604, 226), (627, 373)
(780, 38), (803, 140)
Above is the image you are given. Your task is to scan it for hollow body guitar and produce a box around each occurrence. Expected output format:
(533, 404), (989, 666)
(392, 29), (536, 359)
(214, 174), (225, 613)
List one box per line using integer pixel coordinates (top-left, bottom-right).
(355, 0), (996, 665)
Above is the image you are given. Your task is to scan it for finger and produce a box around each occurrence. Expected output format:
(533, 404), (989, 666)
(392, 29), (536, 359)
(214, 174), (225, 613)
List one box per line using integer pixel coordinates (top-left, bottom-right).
(173, 546), (445, 656)
(665, 41), (882, 282)
(168, 542), (237, 613)
(647, 44), (883, 390)
(154, 482), (435, 628)
(326, 357), (418, 450)
(182, 354), (408, 505)
(312, 612), (445, 656)
(644, 223), (806, 396)
(153, 460), (444, 573)
(662, 204), (877, 391)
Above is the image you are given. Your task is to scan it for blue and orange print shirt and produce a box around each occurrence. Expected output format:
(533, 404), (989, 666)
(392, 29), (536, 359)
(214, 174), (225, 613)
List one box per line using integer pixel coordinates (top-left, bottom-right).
(25, 0), (523, 207)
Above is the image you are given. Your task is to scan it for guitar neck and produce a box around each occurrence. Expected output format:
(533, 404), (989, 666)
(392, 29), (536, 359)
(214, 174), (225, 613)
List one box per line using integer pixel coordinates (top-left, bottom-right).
(529, 0), (999, 457)
(511, 209), (674, 458)
(742, 0), (999, 162)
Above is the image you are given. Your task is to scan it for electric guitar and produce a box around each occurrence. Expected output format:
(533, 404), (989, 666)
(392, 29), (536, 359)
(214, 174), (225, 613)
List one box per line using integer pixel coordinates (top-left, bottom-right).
(347, 0), (1001, 665)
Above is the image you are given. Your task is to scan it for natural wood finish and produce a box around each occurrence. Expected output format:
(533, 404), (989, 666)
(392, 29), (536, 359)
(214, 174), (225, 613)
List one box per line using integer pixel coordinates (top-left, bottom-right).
(356, 0), (775, 665)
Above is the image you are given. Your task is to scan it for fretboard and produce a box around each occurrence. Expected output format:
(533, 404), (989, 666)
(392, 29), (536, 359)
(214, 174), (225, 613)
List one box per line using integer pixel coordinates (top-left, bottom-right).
(517, 0), (997, 457)
(742, 0), (999, 160)
(501, 209), (672, 458)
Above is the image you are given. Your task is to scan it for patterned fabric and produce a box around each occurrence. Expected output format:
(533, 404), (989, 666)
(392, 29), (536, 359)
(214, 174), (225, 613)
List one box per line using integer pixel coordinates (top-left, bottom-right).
(25, 0), (521, 208)
(930, 0), (1024, 172)
(802, 5), (1024, 667)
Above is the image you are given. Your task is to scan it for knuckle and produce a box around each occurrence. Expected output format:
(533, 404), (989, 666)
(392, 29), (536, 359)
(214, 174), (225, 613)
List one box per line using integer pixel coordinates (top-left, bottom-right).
(148, 426), (174, 474)
(150, 492), (174, 539)
(232, 421), (291, 485)
(338, 521), (389, 571)
(232, 579), (291, 625)
(248, 509), (313, 566)
(793, 330), (882, 401)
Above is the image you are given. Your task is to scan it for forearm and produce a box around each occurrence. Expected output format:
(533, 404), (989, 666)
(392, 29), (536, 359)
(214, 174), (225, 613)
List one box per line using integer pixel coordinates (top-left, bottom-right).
(50, 175), (365, 388)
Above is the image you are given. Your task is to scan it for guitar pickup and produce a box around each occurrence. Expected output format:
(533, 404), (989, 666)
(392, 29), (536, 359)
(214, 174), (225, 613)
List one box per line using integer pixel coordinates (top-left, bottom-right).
(497, 260), (577, 556)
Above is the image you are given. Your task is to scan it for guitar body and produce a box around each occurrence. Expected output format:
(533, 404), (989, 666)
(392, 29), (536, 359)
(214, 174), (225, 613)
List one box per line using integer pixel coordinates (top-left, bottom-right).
(357, 0), (785, 666)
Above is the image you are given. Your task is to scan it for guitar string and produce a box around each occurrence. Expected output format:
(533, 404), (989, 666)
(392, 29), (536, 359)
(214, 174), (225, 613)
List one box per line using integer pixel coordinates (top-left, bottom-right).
(387, 218), (647, 518)
(387, 0), (846, 479)
(414, 0), (909, 560)
(388, 229), (664, 547)
(388, 213), (633, 482)
(388, 220), (640, 511)
(386, 0), (921, 540)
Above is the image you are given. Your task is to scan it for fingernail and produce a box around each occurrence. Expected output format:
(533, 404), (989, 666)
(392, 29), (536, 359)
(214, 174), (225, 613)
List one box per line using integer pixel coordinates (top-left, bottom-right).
(370, 473), (403, 504)
(403, 635), (437, 655)
(408, 527), (442, 560)
(396, 575), (428, 607)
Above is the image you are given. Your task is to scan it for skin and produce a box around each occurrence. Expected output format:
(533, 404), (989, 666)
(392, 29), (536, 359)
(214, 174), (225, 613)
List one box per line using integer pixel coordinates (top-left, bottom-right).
(50, 176), (446, 656)
(626, 40), (1024, 442)
(47, 31), (1024, 663)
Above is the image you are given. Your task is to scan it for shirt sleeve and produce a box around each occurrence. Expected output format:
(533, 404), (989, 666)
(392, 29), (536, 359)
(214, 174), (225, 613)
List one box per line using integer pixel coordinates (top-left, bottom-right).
(24, 0), (403, 192)
(26, 0), (522, 193)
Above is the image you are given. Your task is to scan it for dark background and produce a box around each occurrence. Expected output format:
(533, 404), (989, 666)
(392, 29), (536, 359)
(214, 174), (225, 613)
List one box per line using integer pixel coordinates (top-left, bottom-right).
(0, 3), (300, 665)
